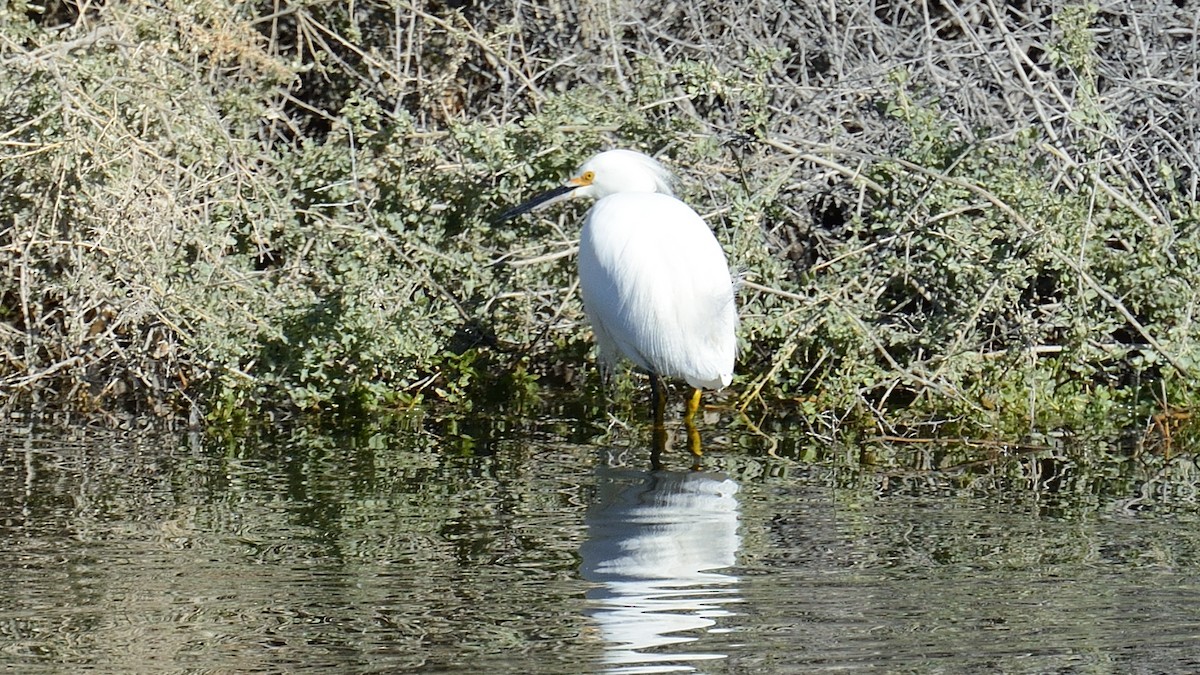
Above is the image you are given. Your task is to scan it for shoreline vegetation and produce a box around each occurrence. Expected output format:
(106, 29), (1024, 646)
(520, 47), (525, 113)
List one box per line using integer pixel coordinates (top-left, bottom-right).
(1, 1), (1197, 447)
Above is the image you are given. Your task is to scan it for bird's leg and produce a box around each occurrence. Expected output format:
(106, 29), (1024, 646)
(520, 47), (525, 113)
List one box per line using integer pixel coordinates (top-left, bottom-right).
(651, 374), (668, 457)
(684, 387), (702, 423)
(684, 387), (703, 458)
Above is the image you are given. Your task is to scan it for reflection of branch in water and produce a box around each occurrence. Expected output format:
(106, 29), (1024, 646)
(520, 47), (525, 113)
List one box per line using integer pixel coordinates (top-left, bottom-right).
(581, 465), (742, 672)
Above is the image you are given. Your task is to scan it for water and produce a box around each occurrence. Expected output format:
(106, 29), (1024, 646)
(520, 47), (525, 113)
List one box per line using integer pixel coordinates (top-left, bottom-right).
(2, 419), (1200, 672)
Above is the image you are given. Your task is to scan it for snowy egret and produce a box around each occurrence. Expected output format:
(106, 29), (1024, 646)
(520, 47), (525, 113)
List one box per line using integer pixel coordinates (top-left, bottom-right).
(496, 149), (737, 453)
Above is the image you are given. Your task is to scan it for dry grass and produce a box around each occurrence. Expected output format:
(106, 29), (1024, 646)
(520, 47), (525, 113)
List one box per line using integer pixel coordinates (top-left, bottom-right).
(0, 0), (1197, 436)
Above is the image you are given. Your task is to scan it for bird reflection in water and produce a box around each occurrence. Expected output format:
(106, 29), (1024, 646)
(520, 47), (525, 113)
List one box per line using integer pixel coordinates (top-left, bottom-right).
(580, 462), (742, 673)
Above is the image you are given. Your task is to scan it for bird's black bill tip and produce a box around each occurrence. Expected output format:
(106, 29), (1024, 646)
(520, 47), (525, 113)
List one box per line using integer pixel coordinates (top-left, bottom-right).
(493, 184), (577, 224)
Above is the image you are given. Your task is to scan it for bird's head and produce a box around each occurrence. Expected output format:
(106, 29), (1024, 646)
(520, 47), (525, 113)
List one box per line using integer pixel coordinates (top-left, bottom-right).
(495, 149), (676, 222)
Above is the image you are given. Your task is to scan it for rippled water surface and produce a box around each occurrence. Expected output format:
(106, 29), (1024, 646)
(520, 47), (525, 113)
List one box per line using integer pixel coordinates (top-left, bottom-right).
(3, 418), (1200, 672)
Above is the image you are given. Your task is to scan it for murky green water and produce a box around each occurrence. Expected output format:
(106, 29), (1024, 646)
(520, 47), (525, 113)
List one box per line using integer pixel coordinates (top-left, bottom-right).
(3, 417), (1200, 672)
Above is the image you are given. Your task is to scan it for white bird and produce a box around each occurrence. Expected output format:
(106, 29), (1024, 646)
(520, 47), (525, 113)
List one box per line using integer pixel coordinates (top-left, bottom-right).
(497, 149), (737, 452)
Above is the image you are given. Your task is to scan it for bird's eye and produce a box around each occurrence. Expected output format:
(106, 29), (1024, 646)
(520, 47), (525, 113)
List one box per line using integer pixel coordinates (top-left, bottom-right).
(580, 170), (596, 184)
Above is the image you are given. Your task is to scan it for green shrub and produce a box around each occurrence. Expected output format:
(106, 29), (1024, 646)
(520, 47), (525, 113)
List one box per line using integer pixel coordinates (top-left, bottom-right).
(0, 0), (1196, 442)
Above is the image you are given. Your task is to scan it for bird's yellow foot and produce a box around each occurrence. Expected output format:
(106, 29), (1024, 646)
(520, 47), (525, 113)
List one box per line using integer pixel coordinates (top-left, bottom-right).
(684, 387), (703, 459)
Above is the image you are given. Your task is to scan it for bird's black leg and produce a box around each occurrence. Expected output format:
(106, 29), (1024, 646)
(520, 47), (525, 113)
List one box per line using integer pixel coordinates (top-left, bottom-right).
(650, 373), (668, 460)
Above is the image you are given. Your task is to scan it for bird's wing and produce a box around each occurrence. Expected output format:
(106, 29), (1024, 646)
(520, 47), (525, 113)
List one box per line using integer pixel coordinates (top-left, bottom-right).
(579, 193), (736, 387)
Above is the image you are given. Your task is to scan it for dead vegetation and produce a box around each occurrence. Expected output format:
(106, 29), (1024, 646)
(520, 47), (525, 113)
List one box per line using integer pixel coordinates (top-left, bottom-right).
(0, 0), (1197, 438)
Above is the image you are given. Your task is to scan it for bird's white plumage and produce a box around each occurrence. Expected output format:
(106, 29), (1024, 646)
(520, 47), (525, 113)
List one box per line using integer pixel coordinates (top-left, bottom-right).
(497, 148), (738, 394)
(579, 192), (737, 389)
(572, 149), (676, 199)
(563, 151), (737, 390)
